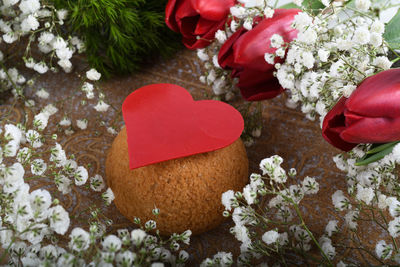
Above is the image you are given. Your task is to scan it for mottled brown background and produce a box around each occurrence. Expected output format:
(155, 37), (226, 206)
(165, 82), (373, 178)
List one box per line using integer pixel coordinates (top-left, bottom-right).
(1, 49), (387, 265)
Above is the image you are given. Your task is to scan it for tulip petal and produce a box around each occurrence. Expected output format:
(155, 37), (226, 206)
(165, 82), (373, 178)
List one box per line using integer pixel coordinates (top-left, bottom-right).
(346, 69), (400, 118)
(322, 97), (357, 151)
(190, 0), (235, 21)
(237, 69), (283, 101)
(194, 18), (216, 35)
(183, 19), (225, 49)
(218, 27), (247, 69)
(341, 116), (400, 143)
(165, 0), (180, 32)
(232, 9), (300, 71)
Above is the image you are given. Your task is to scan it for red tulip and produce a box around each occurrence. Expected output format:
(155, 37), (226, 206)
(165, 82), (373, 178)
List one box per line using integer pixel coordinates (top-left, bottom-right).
(322, 69), (400, 151)
(218, 9), (300, 101)
(165, 0), (235, 49)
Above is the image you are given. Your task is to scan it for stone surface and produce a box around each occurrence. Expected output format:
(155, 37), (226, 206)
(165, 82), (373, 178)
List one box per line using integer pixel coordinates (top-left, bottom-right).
(0, 49), (387, 265)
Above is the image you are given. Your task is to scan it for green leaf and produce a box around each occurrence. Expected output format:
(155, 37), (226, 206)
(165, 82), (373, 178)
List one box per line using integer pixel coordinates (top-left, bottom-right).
(366, 141), (399, 155)
(279, 2), (300, 9)
(355, 145), (395, 166)
(302, 0), (325, 13)
(384, 10), (400, 50)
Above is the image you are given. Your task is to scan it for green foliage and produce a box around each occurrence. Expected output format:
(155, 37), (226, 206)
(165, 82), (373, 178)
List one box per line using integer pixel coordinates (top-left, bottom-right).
(384, 10), (400, 50)
(279, 0), (325, 14)
(356, 141), (399, 166)
(51, 0), (181, 77)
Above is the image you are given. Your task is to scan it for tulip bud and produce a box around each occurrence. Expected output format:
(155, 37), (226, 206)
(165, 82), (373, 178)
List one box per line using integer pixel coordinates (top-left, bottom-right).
(218, 9), (300, 101)
(322, 69), (400, 151)
(165, 0), (235, 49)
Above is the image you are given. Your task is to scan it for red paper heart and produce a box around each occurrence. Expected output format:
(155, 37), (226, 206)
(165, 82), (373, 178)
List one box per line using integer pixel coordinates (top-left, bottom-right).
(122, 83), (244, 169)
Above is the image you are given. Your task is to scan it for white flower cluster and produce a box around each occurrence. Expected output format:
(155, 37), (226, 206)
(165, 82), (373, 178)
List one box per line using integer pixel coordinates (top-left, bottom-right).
(196, 0), (275, 100)
(0, 0), (85, 77)
(1, 115), (191, 266)
(275, 9), (390, 124)
(231, 0), (275, 30)
(328, 143), (400, 263)
(197, 47), (237, 100)
(7, 221), (191, 266)
(221, 156), (321, 265)
(200, 251), (233, 267)
(0, 93), (120, 262)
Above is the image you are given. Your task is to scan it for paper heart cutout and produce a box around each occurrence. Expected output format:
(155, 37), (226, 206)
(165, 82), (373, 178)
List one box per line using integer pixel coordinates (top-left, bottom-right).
(122, 83), (244, 169)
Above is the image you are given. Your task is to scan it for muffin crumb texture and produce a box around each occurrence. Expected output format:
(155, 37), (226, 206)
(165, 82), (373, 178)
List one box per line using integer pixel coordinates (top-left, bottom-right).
(106, 127), (249, 235)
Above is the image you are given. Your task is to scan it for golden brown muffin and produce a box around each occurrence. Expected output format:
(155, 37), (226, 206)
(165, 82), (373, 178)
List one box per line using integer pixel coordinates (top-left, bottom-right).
(106, 127), (248, 235)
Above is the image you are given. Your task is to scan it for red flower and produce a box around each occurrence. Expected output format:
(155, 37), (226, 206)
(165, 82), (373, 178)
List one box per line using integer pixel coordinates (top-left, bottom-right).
(218, 9), (300, 101)
(165, 0), (235, 49)
(322, 69), (400, 151)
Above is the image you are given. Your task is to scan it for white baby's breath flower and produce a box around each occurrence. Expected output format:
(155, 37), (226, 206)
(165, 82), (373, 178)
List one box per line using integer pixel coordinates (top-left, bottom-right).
(243, 184), (256, 205)
(270, 34), (284, 48)
(318, 49), (329, 62)
(90, 174), (105, 192)
(355, 185), (373, 205)
(116, 251), (136, 266)
(74, 166), (88, 186)
(264, 7), (274, 18)
(243, 18), (253, 30)
(86, 68), (101, 81)
(389, 217), (400, 238)
(262, 230), (279, 245)
(59, 117), (71, 127)
(25, 57), (35, 68)
(353, 27), (370, 45)
(31, 159), (47, 175)
(69, 227), (90, 252)
(107, 127), (117, 135)
(19, 0), (40, 14)
(215, 30), (227, 43)
(57, 9), (68, 21)
(302, 176), (319, 194)
(332, 190), (351, 211)
(102, 235), (122, 252)
(21, 14), (39, 32)
(233, 224), (250, 245)
(264, 53), (275, 64)
(355, 0), (371, 11)
(344, 210), (359, 230)
(94, 101), (110, 112)
(3, 32), (18, 44)
(230, 6), (246, 19)
(49, 205), (70, 235)
(374, 56), (392, 70)
(131, 229), (146, 245)
(102, 188), (115, 205)
(370, 32), (382, 47)
(392, 143), (400, 163)
(389, 199), (400, 218)
(38, 31), (54, 44)
(3, 162), (25, 193)
(30, 189), (52, 213)
(4, 124), (22, 157)
(375, 240), (393, 260)
(76, 119), (88, 130)
(371, 20), (384, 34)
(3, 0), (19, 7)
(321, 239), (336, 260)
(197, 49), (209, 61)
(33, 62), (49, 74)
(35, 88), (49, 99)
(222, 190), (235, 211)
(325, 220), (338, 237)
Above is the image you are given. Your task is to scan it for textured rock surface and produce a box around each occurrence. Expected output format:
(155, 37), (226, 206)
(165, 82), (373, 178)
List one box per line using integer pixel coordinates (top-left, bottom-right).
(106, 127), (249, 235)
